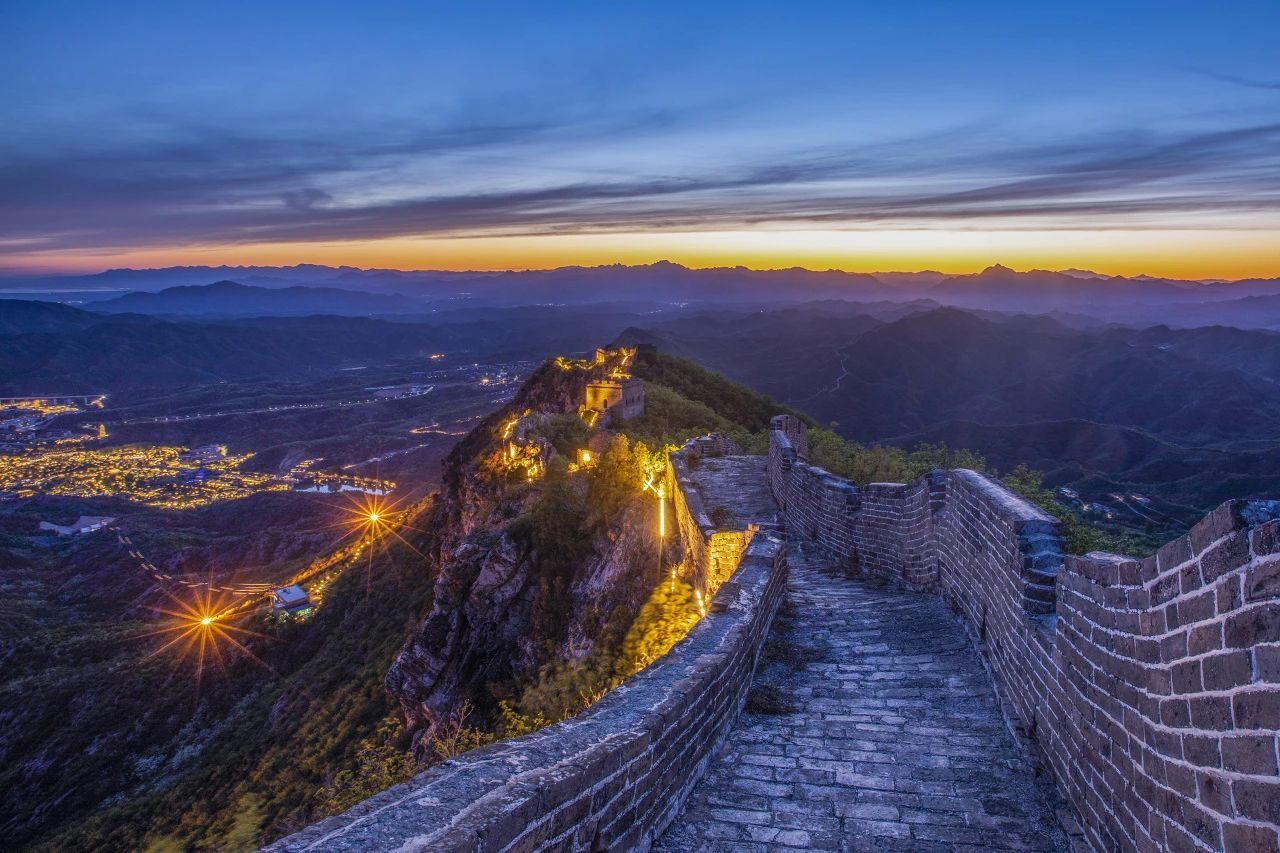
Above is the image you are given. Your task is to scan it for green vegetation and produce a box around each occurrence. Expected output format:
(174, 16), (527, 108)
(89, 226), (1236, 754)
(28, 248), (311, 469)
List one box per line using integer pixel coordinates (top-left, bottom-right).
(508, 434), (661, 660)
(15, 503), (438, 852)
(1001, 465), (1148, 556)
(628, 350), (1138, 555)
(535, 412), (591, 458)
(806, 430), (986, 485)
(498, 578), (701, 734)
(501, 433), (697, 730)
(618, 383), (767, 453)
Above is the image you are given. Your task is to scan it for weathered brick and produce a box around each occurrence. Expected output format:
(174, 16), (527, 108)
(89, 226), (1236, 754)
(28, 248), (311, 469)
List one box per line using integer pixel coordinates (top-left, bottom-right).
(1233, 690), (1280, 730)
(1221, 735), (1279, 775)
(1223, 821), (1280, 853)
(1199, 531), (1251, 584)
(1232, 779), (1280, 825)
(1224, 603), (1280, 647)
(1247, 556), (1280, 602)
(1251, 520), (1280, 556)
(1257, 645), (1280, 682)
(1201, 649), (1252, 691)
(1188, 695), (1234, 731)
(1180, 734), (1220, 768)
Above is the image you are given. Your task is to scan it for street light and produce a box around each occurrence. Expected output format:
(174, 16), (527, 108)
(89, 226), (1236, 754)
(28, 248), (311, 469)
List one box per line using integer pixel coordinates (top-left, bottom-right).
(642, 475), (666, 539)
(643, 475), (669, 590)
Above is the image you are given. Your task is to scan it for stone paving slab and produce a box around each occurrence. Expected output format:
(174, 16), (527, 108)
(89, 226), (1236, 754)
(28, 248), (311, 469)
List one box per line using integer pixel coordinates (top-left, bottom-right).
(657, 541), (1067, 852)
(689, 455), (780, 529)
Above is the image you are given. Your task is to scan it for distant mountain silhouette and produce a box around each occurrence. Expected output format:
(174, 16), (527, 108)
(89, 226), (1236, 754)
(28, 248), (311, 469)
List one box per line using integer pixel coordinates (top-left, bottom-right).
(627, 303), (1280, 515)
(90, 281), (428, 317)
(0, 299), (131, 335)
(0, 299), (659, 393)
(6, 262), (1280, 328)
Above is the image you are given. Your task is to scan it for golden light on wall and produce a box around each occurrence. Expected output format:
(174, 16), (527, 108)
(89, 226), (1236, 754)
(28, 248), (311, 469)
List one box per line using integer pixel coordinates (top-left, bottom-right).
(642, 475), (666, 538)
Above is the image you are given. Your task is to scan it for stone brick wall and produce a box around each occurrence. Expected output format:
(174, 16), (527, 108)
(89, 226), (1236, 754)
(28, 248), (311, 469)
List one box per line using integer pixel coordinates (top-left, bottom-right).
(269, 534), (785, 853)
(767, 416), (860, 555)
(767, 417), (1280, 852)
(668, 434), (752, 597)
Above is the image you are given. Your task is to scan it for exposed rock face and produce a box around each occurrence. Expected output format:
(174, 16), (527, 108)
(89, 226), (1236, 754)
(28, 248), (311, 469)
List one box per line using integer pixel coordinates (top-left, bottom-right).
(385, 349), (656, 744)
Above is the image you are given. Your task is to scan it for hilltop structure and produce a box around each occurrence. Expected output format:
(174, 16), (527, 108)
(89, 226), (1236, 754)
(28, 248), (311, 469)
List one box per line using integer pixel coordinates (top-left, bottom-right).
(274, 362), (1279, 853)
(581, 347), (645, 426)
(583, 376), (644, 426)
(37, 515), (114, 536)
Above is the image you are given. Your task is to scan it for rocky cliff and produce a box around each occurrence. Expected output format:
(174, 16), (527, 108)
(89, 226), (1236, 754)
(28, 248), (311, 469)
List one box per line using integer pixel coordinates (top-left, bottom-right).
(385, 349), (661, 745)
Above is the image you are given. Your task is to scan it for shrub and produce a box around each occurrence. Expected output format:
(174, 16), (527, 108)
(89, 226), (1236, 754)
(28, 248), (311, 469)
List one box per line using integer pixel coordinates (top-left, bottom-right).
(618, 579), (700, 676)
(425, 701), (494, 761)
(585, 435), (649, 529)
(314, 714), (418, 815)
(536, 412), (590, 458)
(1001, 465), (1142, 556)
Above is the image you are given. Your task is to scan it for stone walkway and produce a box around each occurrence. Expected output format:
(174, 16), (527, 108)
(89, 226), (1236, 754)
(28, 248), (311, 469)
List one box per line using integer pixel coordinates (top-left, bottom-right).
(689, 454), (780, 528)
(657, 542), (1068, 852)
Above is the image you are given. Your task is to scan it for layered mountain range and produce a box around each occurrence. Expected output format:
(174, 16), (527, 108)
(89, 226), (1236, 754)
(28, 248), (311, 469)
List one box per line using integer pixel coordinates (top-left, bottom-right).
(4, 265), (1278, 525)
(5, 262), (1280, 328)
(618, 305), (1280, 520)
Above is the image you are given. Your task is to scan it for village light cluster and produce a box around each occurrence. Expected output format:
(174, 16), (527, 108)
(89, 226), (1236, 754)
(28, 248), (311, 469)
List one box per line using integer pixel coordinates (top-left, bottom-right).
(0, 444), (286, 507)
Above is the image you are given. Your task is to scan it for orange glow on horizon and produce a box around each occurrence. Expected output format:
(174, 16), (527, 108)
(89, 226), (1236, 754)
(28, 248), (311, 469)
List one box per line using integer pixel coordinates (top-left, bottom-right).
(3, 227), (1277, 281)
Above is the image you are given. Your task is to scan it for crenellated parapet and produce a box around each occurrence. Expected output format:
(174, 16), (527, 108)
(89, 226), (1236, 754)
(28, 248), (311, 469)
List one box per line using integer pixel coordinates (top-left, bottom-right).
(767, 417), (1280, 852)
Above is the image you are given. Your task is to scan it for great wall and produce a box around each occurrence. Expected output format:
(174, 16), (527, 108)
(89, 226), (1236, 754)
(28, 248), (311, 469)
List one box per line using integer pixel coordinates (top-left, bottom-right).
(273, 363), (1280, 853)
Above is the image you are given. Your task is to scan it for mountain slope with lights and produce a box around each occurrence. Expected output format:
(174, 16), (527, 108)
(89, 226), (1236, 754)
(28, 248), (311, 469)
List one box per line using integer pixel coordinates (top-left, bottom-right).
(1, 490), (437, 851)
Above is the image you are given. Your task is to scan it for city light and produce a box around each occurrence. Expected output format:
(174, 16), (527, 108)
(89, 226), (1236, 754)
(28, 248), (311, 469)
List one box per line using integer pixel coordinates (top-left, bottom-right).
(0, 443), (285, 508)
(326, 490), (425, 561)
(339, 494), (394, 537)
(140, 585), (273, 690)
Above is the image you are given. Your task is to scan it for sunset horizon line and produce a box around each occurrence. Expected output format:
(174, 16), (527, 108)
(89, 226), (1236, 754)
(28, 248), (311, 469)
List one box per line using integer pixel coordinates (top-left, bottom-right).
(3, 256), (1276, 284)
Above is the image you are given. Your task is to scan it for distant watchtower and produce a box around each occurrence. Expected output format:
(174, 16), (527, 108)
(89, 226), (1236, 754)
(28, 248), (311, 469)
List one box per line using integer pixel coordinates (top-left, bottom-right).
(585, 378), (644, 425)
(573, 345), (644, 426)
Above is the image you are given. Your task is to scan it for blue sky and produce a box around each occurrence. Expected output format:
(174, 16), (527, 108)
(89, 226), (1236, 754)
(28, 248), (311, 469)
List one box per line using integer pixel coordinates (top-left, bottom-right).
(2, 1), (1278, 276)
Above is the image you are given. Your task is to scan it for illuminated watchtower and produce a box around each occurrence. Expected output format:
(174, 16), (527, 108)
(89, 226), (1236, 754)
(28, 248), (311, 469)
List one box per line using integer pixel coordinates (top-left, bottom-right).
(584, 378), (644, 426)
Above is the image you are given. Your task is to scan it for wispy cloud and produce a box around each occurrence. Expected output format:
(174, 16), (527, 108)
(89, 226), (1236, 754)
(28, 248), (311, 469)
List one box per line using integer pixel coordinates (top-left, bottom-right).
(2, 109), (1278, 252)
(1185, 67), (1280, 92)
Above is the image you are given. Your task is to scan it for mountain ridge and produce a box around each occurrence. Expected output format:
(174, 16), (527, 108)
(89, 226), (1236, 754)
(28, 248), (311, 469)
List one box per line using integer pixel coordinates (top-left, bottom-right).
(90, 280), (429, 317)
